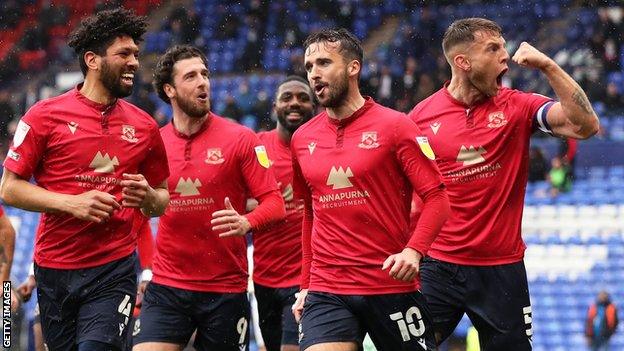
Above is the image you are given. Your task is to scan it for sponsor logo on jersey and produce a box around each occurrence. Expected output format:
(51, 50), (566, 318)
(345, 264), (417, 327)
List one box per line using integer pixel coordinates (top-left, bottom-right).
(175, 177), (202, 196)
(13, 120), (30, 148)
(430, 122), (441, 135)
(89, 151), (119, 173)
(326, 166), (354, 190)
(67, 121), (78, 134)
(416, 137), (436, 160)
(254, 145), (270, 168)
(456, 145), (486, 166)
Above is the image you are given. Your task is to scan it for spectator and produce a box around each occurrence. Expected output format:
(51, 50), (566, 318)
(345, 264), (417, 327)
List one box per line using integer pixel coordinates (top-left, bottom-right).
(603, 82), (624, 111)
(586, 291), (619, 351)
(376, 65), (397, 107)
(528, 147), (549, 183)
(252, 90), (272, 121)
(237, 81), (255, 114)
(548, 156), (572, 196)
(221, 94), (244, 122)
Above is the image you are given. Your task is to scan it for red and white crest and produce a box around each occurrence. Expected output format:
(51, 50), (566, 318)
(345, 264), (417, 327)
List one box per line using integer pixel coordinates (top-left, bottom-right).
(487, 111), (507, 128)
(358, 131), (380, 149)
(121, 124), (138, 143)
(205, 148), (225, 164)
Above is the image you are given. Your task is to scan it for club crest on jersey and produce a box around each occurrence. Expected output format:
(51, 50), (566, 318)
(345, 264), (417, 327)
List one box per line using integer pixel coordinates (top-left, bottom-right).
(254, 145), (271, 168)
(358, 131), (380, 149)
(205, 148), (225, 164)
(121, 125), (138, 143)
(416, 137), (436, 160)
(487, 111), (507, 128)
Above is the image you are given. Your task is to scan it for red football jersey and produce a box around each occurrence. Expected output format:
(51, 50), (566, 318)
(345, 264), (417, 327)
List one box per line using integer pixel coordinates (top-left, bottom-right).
(3, 87), (169, 269)
(291, 98), (445, 295)
(253, 130), (303, 288)
(153, 114), (279, 293)
(408, 85), (553, 265)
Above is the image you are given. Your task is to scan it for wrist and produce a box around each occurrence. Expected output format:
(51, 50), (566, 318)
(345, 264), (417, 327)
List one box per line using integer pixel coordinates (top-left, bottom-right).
(404, 246), (423, 258)
(241, 215), (253, 232)
(539, 58), (558, 73)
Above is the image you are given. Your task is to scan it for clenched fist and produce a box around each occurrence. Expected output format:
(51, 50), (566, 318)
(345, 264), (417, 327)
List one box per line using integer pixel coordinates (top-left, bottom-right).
(512, 42), (554, 70)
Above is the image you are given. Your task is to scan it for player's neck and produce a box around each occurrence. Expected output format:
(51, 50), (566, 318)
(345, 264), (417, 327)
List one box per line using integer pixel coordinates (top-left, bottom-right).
(172, 109), (208, 136)
(447, 75), (487, 107)
(326, 87), (365, 120)
(276, 123), (292, 144)
(80, 76), (117, 106)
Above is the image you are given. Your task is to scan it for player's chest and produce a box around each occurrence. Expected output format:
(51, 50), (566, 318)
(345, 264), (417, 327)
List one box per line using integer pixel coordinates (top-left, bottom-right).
(165, 139), (241, 192)
(46, 114), (151, 171)
(296, 129), (393, 185)
(418, 108), (524, 170)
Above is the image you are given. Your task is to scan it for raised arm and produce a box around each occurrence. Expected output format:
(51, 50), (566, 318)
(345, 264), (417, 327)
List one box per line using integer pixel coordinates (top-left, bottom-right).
(512, 42), (599, 139)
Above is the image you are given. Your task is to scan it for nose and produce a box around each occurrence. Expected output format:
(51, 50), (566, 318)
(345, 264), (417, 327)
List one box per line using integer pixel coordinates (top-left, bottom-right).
(501, 48), (510, 63)
(128, 54), (139, 69)
(308, 64), (321, 82)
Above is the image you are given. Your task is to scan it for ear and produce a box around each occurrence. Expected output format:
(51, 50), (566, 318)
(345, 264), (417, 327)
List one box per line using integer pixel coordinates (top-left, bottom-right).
(453, 54), (471, 72)
(347, 59), (361, 78)
(84, 51), (100, 72)
(164, 83), (176, 100)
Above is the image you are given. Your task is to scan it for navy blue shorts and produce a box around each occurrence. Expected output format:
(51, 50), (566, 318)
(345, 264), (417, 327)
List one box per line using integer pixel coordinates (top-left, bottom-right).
(133, 282), (250, 351)
(419, 257), (532, 350)
(34, 253), (138, 351)
(300, 291), (436, 351)
(253, 283), (299, 350)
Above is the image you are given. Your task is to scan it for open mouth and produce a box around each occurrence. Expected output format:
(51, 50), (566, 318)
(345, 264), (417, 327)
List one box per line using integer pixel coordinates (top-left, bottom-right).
(496, 68), (508, 86)
(314, 82), (327, 96)
(121, 73), (134, 85)
(197, 92), (208, 102)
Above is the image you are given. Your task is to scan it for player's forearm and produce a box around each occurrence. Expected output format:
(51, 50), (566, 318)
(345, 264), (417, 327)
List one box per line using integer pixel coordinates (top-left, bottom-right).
(0, 173), (71, 214)
(245, 190), (285, 230)
(541, 60), (599, 138)
(300, 202), (313, 289)
(140, 187), (169, 217)
(406, 186), (450, 255)
(0, 236), (14, 283)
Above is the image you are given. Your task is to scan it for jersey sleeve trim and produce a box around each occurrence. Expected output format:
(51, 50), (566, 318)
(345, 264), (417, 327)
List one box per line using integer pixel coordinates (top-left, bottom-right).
(534, 101), (555, 134)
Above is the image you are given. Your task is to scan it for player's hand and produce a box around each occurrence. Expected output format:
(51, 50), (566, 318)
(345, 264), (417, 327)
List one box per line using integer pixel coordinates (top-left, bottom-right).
(120, 173), (153, 208)
(292, 288), (308, 323)
(211, 197), (252, 238)
(512, 42), (554, 71)
(66, 190), (121, 223)
(382, 248), (422, 282)
(17, 275), (37, 302)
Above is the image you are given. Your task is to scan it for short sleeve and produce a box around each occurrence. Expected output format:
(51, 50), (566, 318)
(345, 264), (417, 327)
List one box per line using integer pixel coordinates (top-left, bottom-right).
(3, 103), (50, 179)
(138, 124), (170, 187)
(513, 91), (555, 134)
